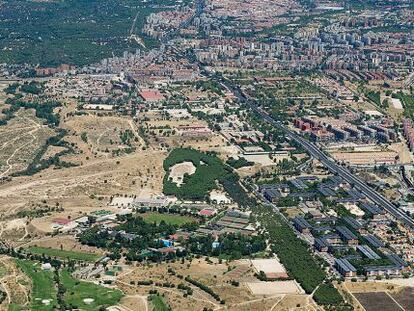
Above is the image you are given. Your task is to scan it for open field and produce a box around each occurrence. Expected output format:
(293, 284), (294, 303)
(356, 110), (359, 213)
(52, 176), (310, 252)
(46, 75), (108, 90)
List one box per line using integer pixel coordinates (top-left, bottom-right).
(0, 256), (30, 310)
(390, 287), (414, 310)
(63, 114), (142, 161)
(0, 109), (56, 177)
(353, 292), (402, 311)
(0, 145), (166, 228)
(0, 83), (11, 119)
(18, 235), (105, 257)
(246, 281), (303, 295)
(24, 246), (101, 262)
(141, 112), (232, 157)
(115, 257), (317, 311)
(168, 161), (196, 186)
(142, 213), (196, 226)
(338, 281), (414, 311)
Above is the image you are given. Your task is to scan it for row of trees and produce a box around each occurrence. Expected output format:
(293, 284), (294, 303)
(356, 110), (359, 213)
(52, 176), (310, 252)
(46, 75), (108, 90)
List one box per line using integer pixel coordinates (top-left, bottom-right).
(255, 205), (326, 293)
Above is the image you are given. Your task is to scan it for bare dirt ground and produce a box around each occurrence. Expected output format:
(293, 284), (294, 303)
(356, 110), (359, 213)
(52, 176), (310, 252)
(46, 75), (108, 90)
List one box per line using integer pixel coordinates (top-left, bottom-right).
(0, 146), (166, 233)
(116, 257), (318, 311)
(18, 235), (104, 255)
(168, 161), (196, 186)
(0, 83), (11, 119)
(141, 111), (233, 157)
(119, 295), (148, 311)
(0, 109), (56, 177)
(0, 106), (238, 238)
(62, 113), (142, 163)
(0, 256), (30, 310)
(337, 281), (413, 311)
(389, 142), (413, 164)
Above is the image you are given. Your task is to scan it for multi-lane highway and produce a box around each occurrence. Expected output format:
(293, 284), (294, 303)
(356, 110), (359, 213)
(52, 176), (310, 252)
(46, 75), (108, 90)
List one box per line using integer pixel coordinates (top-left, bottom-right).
(217, 75), (414, 229)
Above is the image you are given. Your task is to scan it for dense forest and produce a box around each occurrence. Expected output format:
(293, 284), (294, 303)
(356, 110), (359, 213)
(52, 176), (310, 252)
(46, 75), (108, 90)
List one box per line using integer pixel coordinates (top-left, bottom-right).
(0, 0), (183, 66)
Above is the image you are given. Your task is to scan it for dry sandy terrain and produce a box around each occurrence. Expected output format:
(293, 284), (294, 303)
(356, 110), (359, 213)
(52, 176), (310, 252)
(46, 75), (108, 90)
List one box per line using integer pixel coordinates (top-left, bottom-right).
(62, 113), (143, 163)
(0, 256), (30, 310)
(0, 109), (56, 177)
(19, 235), (104, 255)
(246, 281), (303, 295)
(0, 148), (166, 232)
(115, 257), (318, 311)
(168, 161), (196, 186)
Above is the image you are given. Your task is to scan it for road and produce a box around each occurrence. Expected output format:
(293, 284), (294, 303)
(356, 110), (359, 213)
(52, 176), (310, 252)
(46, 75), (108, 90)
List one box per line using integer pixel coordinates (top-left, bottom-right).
(214, 74), (414, 229)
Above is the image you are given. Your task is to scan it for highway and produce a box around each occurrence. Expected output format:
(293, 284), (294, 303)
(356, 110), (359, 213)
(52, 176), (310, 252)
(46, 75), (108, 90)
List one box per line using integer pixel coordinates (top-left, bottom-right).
(216, 75), (414, 230)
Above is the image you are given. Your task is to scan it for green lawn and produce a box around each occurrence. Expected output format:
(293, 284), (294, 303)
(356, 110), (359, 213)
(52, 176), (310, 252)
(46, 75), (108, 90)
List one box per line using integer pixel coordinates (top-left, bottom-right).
(142, 213), (195, 226)
(26, 247), (101, 262)
(150, 294), (170, 311)
(15, 260), (56, 311)
(7, 304), (27, 311)
(61, 269), (123, 310)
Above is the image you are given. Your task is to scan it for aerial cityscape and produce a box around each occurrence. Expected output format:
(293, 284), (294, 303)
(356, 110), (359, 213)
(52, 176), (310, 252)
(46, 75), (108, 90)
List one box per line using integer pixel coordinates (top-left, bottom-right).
(0, 0), (414, 310)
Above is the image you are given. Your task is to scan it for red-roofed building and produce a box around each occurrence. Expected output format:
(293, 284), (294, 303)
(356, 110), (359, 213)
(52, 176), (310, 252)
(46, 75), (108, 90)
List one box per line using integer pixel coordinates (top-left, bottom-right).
(139, 89), (165, 103)
(198, 208), (217, 217)
(52, 218), (72, 226)
(169, 232), (191, 241)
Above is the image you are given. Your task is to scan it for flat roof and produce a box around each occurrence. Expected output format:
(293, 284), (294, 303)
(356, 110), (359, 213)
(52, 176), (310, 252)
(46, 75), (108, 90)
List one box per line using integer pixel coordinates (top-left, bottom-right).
(363, 234), (384, 248)
(335, 258), (356, 272)
(293, 217), (312, 229)
(357, 245), (380, 260)
(336, 226), (357, 240)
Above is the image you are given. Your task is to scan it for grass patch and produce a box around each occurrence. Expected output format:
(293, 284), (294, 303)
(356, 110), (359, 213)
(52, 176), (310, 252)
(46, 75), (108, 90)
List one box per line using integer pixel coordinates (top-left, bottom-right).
(7, 304), (27, 311)
(313, 283), (344, 305)
(26, 247), (100, 262)
(142, 213), (195, 226)
(15, 260), (56, 311)
(393, 92), (414, 118)
(149, 294), (170, 311)
(61, 269), (123, 310)
(0, 265), (7, 278)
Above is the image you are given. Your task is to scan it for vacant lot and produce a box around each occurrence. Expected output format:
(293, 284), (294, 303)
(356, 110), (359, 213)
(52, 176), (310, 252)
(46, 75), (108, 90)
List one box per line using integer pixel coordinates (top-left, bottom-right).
(354, 292), (403, 311)
(390, 287), (414, 310)
(0, 256), (30, 310)
(0, 144), (165, 223)
(115, 257), (316, 311)
(0, 109), (56, 177)
(246, 280), (302, 295)
(141, 111), (231, 156)
(63, 114), (142, 161)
